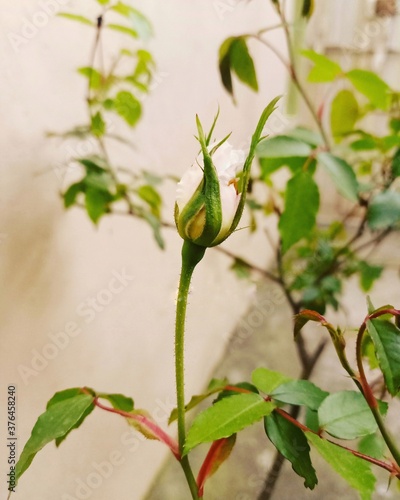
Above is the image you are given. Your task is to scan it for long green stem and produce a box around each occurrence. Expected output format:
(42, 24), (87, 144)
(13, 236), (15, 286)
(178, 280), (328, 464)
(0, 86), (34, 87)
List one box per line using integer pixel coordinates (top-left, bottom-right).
(175, 240), (206, 499)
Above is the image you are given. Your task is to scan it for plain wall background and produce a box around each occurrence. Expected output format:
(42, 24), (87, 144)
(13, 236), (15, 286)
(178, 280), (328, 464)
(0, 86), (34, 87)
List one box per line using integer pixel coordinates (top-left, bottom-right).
(0, 1), (287, 498)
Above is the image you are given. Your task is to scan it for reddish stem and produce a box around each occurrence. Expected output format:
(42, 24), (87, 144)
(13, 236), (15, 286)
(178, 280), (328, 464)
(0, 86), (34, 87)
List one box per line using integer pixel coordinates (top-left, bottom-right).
(368, 308), (400, 320)
(355, 323), (378, 409)
(355, 308), (400, 406)
(224, 385), (254, 394)
(354, 307), (400, 408)
(276, 408), (400, 477)
(220, 384), (400, 477)
(93, 396), (181, 460)
(275, 408), (310, 432)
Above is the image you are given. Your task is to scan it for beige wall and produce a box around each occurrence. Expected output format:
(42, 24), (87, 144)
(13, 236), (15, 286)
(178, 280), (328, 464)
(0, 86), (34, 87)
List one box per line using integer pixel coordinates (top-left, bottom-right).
(1, 1), (286, 498)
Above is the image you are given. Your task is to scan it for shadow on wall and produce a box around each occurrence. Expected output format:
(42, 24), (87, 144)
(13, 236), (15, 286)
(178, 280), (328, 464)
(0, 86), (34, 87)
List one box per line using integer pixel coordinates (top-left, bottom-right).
(0, 176), (65, 327)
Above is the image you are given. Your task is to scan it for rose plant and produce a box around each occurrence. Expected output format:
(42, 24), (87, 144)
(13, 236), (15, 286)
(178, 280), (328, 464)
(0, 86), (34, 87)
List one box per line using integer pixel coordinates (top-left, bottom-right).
(10, 1), (400, 499)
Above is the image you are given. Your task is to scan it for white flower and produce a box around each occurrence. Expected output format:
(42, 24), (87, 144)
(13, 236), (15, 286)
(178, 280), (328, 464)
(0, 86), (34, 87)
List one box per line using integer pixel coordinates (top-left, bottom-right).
(175, 97), (281, 250)
(175, 141), (245, 246)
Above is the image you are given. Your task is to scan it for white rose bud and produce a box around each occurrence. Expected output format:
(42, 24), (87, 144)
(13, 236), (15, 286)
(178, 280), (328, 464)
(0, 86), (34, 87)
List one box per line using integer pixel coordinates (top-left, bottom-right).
(175, 97), (281, 249)
(175, 140), (245, 247)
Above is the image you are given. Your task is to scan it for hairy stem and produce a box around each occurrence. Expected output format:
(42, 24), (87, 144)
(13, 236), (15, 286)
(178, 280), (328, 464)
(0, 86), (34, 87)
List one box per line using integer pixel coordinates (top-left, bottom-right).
(175, 241), (206, 499)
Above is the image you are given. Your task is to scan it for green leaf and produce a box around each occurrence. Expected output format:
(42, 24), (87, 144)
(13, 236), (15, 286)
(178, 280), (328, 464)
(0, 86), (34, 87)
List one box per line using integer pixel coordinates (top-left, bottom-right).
(358, 433), (386, 460)
(78, 156), (107, 174)
(367, 190), (400, 229)
(367, 319), (400, 396)
(184, 393), (275, 454)
(103, 98), (115, 110)
(279, 171), (319, 253)
(134, 53), (154, 84)
(251, 367), (291, 394)
(63, 182), (85, 208)
(107, 23), (138, 38)
(301, 0), (314, 19)
(47, 388), (91, 407)
(257, 135), (312, 158)
(271, 380), (329, 410)
(141, 211), (165, 249)
(97, 0), (110, 4)
(301, 50), (342, 83)
(98, 393), (134, 412)
(46, 388), (95, 447)
(84, 172), (114, 193)
(16, 394), (94, 480)
(346, 69), (391, 110)
(380, 135), (400, 151)
(219, 39), (233, 96)
(58, 13), (93, 26)
(218, 37), (258, 97)
(367, 299), (395, 317)
(318, 391), (387, 439)
(265, 413), (317, 489)
(293, 309), (326, 338)
(91, 111), (106, 137)
(358, 261), (383, 292)
(78, 67), (103, 90)
(259, 156), (309, 177)
(137, 185), (162, 217)
(85, 187), (113, 224)
(213, 382), (259, 404)
(285, 127), (323, 147)
(318, 152), (359, 202)
(306, 432), (376, 500)
(351, 138), (377, 151)
(305, 408), (319, 433)
(111, 2), (153, 39)
(58, 405), (94, 447)
(229, 37), (258, 92)
(362, 333), (380, 370)
(114, 91), (141, 127)
(330, 90), (359, 141)
(230, 258), (252, 279)
(168, 378), (228, 424)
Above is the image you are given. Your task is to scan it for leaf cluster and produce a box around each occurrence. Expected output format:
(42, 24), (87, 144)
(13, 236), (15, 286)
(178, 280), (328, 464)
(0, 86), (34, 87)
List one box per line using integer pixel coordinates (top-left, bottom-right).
(56, 1), (165, 247)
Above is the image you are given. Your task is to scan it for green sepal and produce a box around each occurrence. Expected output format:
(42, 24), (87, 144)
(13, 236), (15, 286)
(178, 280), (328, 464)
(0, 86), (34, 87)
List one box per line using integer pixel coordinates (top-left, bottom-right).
(225, 96), (281, 242)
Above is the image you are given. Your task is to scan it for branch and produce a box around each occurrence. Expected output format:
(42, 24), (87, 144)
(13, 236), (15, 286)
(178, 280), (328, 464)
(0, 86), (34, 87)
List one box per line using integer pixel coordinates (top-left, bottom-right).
(92, 395), (181, 460)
